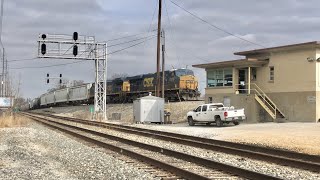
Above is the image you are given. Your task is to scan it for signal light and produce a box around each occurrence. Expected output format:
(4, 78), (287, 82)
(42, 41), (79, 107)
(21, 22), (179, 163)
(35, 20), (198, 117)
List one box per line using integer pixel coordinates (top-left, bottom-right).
(60, 74), (62, 78)
(73, 45), (78, 56)
(41, 44), (46, 55)
(47, 79), (49, 84)
(73, 32), (78, 41)
(60, 79), (62, 84)
(47, 73), (49, 77)
(41, 34), (47, 40)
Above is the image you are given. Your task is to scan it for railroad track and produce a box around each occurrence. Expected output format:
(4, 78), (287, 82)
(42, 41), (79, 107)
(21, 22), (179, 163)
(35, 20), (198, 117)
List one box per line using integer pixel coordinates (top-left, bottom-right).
(22, 112), (279, 180)
(26, 112), (320, 173)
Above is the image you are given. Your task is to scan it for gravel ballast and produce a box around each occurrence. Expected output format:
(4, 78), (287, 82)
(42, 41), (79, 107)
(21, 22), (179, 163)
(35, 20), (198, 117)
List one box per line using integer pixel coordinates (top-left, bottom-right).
(47, 117), (320, 180)
(0, 122), (157, 180)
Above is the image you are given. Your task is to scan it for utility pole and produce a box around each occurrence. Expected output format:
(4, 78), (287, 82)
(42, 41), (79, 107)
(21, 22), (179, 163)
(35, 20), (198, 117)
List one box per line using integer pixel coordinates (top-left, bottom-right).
(156, 0), (162, 97)
(161, 29), (165, 98)
(1, 47), (4, 97)
(16, 73), (21, 99)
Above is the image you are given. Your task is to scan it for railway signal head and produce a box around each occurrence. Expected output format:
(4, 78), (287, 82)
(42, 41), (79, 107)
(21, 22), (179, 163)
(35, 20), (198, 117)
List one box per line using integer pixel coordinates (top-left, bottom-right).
(41, 43), (46, 55)
(46, 73), (49, 83)
(73, 32), (78, 41)
(73, 45), (78, 56)
(41, 34), (47, 40)
(60, 74), (62, 78)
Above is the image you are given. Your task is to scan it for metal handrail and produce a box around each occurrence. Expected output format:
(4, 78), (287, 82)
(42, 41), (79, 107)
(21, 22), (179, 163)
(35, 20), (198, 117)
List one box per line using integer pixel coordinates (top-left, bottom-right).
(235, 83), (285, 118)
(235, 87), (277, 117)
(250, 83), (277, 108)
(251, 83), (285, 117)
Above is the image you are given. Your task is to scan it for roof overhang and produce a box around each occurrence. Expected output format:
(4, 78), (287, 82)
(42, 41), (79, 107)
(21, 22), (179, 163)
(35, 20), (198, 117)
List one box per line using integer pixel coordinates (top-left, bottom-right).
(234, 41), (320, 56)
(192, 58), (268, 69)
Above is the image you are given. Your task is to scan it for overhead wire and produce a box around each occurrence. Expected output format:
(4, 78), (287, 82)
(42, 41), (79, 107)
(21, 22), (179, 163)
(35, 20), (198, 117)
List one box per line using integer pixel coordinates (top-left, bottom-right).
(142, 0), (158, 49)
(101, 31), (154, 43)
(163, 0), (182, 67)
(108, 34), (156, 47)
(169, 0), (266, 48)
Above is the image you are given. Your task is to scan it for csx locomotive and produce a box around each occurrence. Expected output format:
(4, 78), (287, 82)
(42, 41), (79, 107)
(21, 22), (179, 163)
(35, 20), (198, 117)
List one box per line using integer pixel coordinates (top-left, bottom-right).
(107, 68), (200, 103)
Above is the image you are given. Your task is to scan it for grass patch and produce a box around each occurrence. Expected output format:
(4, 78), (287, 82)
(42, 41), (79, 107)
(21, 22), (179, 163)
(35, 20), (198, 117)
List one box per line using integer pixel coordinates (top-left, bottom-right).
(0, 113), (31, 128)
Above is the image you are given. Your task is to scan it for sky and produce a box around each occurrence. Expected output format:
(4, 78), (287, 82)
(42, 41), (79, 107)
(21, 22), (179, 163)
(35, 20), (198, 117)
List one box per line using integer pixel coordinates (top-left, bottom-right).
(2, 0), (320, 98)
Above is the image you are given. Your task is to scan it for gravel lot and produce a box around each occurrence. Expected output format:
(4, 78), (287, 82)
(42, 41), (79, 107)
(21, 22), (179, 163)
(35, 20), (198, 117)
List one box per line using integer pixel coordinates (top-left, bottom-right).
(47, 117), (320, 180)
(32, 104), (320, 155)
(129, 122), (320, 155)
(0, 117), (157, 180)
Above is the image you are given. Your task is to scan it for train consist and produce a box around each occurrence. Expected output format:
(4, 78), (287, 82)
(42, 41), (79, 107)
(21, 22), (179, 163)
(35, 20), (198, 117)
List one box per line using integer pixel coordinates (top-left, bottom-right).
(28, 68), (200, 109)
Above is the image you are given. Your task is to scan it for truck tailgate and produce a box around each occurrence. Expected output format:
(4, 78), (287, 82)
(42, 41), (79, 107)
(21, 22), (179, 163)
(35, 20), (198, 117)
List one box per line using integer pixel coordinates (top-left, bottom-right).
(227, 109), (245, 118)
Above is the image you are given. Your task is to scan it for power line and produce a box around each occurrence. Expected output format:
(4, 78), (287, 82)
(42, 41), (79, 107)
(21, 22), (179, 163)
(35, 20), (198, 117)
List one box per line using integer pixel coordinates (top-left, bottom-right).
(101, 31), (154, 43)
(0, 0), (4, 48)
(109, 34), (156, 47)
(10, 35), (156, 70)
(99, 35), (156, 58)
(163, 0), (182, 66)
(9, 60), (86, 70)
(142, 0), (158, 49)
(169, 0), (266, 48)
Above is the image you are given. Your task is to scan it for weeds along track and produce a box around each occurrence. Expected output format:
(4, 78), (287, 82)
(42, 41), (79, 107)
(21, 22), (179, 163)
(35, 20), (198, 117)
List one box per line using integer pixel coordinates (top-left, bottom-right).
(22, 112), (280, 180)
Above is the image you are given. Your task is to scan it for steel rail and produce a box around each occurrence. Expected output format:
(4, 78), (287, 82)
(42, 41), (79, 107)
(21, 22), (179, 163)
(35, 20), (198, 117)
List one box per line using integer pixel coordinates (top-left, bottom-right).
(23, 113), (280, 180)
(23, 114), (208, 180)
(26, 112), (320, 172)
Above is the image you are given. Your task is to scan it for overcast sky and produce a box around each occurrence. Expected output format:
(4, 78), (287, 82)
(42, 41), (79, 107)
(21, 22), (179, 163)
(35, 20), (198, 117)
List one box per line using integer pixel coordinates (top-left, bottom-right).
(2, 0), (320, 98)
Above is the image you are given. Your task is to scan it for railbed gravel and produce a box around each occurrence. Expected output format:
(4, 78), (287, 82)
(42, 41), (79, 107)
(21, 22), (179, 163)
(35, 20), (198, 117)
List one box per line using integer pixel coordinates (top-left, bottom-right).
(49, 117), (320, 180)
(0, 122), (158, 180)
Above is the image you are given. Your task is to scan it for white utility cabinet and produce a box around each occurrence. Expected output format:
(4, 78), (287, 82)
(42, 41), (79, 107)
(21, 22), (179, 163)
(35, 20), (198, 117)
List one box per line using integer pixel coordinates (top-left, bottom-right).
(133, 94), (164, 123)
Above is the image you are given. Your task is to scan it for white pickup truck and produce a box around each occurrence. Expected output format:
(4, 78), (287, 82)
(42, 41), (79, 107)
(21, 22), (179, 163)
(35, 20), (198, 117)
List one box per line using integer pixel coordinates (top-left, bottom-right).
(187, 103), (245, 127)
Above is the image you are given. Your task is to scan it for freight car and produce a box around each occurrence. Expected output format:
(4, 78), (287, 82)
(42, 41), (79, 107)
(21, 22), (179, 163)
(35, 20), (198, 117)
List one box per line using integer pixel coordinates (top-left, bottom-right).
(106, 68), (200, 103)
(38, 83), (94, 108)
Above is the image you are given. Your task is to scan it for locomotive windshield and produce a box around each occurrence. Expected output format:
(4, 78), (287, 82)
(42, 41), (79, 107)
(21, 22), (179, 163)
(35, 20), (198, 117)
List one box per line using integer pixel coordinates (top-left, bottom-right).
(174, 69), (194, 77)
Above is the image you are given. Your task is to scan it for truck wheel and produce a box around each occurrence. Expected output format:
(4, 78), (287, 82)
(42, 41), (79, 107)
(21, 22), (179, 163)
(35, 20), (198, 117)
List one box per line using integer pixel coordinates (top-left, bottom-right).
(215, 116), (223, 127)
(188, 117), (195, 126)
(233, 121), (240, 126)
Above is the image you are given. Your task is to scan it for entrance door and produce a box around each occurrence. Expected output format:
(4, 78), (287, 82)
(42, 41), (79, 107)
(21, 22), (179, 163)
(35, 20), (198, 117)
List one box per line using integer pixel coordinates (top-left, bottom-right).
(238, 69), (246, 94)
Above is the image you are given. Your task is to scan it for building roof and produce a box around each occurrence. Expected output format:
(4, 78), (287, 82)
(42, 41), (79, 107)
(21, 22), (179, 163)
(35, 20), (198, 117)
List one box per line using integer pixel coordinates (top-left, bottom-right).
(234, 41), (320, 56)
(192, 58), (268, 69)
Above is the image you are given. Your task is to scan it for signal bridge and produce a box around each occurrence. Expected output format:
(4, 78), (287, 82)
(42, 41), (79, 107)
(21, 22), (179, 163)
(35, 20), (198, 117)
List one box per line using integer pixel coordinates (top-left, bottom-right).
(37, 32), (107, 121)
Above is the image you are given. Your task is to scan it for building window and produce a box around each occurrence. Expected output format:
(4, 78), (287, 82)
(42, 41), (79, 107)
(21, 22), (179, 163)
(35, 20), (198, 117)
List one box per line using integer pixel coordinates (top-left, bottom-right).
(269, 66), (274, 81)
(252, 68), (257, 81)
(207, 69), (233, 87)
(208, 97), (213, 103)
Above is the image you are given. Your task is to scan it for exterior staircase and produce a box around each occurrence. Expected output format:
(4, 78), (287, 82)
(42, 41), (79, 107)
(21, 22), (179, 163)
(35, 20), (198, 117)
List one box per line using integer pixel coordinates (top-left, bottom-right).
(251, 84), (285, 120)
